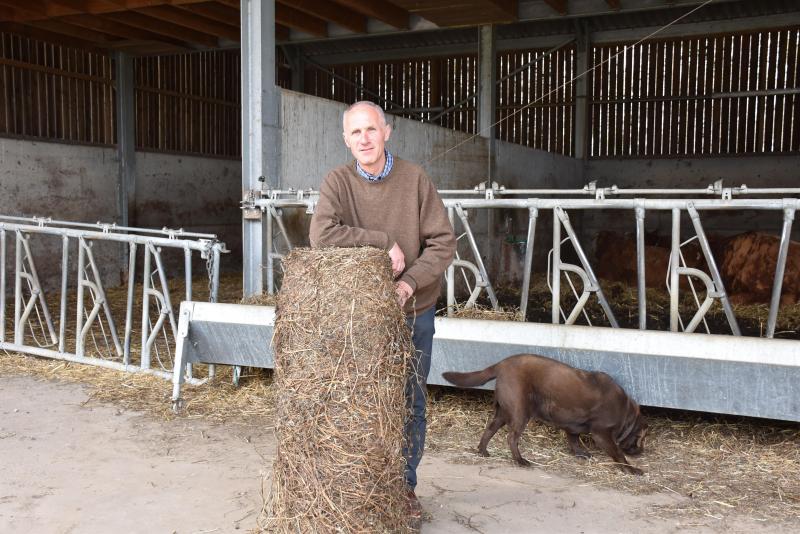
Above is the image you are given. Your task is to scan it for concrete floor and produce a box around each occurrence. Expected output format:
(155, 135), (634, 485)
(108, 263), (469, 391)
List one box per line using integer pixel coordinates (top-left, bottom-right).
(0, 376), (789, 534)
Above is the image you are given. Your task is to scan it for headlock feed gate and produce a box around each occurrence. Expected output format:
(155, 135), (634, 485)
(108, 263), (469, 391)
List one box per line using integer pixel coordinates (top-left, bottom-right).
(174, 181), (800, 421)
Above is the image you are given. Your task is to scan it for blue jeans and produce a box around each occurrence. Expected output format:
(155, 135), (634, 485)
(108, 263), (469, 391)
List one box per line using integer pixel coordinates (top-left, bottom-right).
(403, 305), (435, 490)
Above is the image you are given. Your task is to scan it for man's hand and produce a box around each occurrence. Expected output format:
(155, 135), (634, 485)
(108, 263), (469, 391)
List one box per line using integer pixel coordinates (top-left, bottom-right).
(395, 281), (413, 308)
(388, 242), (405, 278)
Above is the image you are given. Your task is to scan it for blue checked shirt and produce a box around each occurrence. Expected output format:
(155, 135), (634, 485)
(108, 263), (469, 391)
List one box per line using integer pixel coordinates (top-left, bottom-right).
(356, 150), (394, 182)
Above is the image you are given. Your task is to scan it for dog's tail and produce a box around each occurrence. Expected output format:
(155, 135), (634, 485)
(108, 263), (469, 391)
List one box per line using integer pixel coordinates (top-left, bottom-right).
(442, 365), (497, 388)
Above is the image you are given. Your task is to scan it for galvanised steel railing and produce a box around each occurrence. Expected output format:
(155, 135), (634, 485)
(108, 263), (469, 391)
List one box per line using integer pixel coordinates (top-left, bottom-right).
(0, 215), (227, 381)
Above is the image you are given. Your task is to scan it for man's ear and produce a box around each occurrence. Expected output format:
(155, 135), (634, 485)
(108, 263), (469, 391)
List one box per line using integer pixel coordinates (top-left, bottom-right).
(383, 124), (392, 142)
(342, 131), (350, 148)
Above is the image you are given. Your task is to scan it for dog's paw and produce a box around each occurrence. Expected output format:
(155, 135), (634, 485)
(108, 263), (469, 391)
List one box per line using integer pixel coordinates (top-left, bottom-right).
(477, 449), (490, 457)
(624, 465), (644, 476)
(515, 458), (532, 467)
(573, 450), (592, 460)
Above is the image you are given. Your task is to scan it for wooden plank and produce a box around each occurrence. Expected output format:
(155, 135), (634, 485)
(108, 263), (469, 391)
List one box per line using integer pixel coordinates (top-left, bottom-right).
(134, 5), (239, 41)
(331, 0), (409, 31)
(102, 11), (218, 47)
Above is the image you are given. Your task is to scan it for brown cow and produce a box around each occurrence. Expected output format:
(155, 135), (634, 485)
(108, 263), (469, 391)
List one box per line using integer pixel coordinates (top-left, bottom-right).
(720, 231), (800, 306)
(593, 231), (705, 289)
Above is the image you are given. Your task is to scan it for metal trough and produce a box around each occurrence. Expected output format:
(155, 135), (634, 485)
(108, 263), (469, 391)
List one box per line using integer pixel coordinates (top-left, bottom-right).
(172, 301), (799, 422)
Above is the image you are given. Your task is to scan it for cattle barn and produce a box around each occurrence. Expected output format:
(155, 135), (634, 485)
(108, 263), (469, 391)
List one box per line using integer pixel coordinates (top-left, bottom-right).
(1, 1), (799, 532)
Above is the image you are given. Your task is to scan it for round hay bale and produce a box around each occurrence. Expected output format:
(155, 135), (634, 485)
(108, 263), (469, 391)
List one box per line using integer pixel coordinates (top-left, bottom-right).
(263, 247), (415, 533)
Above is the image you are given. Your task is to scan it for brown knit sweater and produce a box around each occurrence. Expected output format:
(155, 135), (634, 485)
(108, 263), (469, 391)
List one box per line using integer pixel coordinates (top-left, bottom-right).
(309, 157), (456, 313)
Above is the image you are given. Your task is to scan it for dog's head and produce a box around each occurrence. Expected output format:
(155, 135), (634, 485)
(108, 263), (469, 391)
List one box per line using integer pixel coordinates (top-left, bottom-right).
(617, 401), (648, 456)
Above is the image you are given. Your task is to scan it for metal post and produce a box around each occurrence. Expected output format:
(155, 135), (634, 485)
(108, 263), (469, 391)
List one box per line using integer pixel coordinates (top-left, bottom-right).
(266, 208), (274, 295)
(0, 229), (5, 343)
(519, 208), (538, 321)
(479, 25), (497, 273)
(123, 242), (136, 365)
(58, 236), (69, 352)
(455, 205), (498, 308)
(766, 207), (795, 338)
(686, 205), (741, 336)
(84, 241), (123, 355)
(556, 208), (619, 328)
(76, 238), (86, 356)
(635, 206), (647, 330)
(669, 209), (680, 332)
(241, 0), (280, 297)
(552, 210), (561, 324)
(184, 246), (192, 302)
(141, 243), (152, 369)
(573, 21), (590, 160)
(149, 244), (179, 339)
(446, 207), (455, 316)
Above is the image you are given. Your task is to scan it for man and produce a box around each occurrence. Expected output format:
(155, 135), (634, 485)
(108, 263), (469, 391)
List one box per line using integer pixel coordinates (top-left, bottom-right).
(309, 101), (456, 519)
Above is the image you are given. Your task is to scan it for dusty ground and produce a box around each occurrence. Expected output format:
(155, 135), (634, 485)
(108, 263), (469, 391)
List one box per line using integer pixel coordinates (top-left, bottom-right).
(1, 375), (794, 534)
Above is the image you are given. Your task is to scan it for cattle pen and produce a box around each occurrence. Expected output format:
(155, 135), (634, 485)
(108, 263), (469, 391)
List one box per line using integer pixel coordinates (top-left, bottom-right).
(2, 0), (800, 532)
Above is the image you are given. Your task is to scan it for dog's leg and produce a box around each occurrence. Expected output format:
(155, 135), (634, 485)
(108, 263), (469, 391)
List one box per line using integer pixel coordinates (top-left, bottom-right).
(592, 429), (643, 475)
(507, 416), (531, 467)
(566, 432), (591, 459)
(477, 409), (506, 457)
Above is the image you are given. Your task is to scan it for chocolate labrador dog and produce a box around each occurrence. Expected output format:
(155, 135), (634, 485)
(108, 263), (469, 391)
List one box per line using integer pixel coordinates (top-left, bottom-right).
(442, 354), (648, 475)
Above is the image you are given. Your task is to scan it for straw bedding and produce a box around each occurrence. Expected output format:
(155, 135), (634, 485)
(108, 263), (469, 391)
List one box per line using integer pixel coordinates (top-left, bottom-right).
(262, 247), (415, 533)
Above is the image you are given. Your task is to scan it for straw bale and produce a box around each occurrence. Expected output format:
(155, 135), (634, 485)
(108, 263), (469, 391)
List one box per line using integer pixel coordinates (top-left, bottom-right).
(262, 247), (415, 533)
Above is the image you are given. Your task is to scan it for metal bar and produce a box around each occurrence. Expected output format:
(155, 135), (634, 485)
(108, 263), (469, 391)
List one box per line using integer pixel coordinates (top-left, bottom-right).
(767, 208), (795, 338)
(669, 209), (681, 332)
(552, 210), (561, 324)
(149, 244), (179, 340)
(83, 240), (123, 355)
(123, 242), (136, 365)
(635, 206), (647, 330)
(266, 207), (274, 295)
(269, 206), (294, 252)
(556, 208), (619, 328)
(58, 236), (68, 353)
(0, 215), (217, 239)
(0, 229), (6, 343)
(0, 221), (221, 251)
(19, 234), (57, 345)
(686, 205), (741, 336)
(446, 207), (455, 317)
(184, 246), (192, 302)
(519, 208), (538, 321)
(0, 340), (205, 385)
(141, 243), (152, 369)
(76, 238), (87, 356)
(454, 206), (498, 308)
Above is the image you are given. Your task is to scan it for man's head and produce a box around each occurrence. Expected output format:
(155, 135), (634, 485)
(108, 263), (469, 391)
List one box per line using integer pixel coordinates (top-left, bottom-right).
(342, 101), (392, 175)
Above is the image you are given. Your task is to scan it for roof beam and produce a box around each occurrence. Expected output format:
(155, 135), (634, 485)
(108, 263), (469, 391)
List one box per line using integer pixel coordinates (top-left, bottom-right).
(278, 0), (366, 34)
(275, 23), (290, 42)
(0, 21), (103, 51)
(27, 18), (121, 43)
(329, 0), (409, 30)
(177, 2), (239, 27)
(605, 0), (621, 10)
(134, 5), (239, 41)
(276, 4), (327, 38)
(543, 0), (567, 16)
(102, 10), (219, 47)
(486, 0), (519, 19)
(59, 13), (191, 48)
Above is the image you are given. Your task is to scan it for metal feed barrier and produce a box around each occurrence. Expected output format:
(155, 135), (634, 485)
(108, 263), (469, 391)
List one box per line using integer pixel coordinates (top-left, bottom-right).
(170, 181), (800, 421)
(0, 215), (226, 383)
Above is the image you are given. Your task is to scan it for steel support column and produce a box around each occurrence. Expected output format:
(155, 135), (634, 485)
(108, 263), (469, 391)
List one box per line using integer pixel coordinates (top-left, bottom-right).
(241, 0), (280, 297)
(573, 21), (590, 160)
(115, 52), (136, 229)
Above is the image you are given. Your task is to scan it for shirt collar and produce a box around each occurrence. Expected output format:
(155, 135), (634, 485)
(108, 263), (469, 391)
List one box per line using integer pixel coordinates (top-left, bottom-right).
(356, 150), (393, 182)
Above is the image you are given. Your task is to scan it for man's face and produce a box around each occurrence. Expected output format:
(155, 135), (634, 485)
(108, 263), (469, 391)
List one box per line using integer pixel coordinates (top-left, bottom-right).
(342, 105), (392, 173)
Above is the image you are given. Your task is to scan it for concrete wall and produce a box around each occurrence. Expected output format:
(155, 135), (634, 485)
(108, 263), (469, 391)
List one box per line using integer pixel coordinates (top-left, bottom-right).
(1, 138), (242, 292)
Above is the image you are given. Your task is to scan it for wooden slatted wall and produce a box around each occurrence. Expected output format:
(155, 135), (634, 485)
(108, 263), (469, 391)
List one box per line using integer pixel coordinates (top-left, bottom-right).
(0, 32), (115, 146)
(590, 28), (800, 158)
(304, 56), (478, 133)
(497, 47), (575, 155)
(135, 49), (240, 159)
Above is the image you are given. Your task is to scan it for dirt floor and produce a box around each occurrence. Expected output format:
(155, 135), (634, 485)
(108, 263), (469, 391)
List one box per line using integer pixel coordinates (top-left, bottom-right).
(1, 374), (796, 534)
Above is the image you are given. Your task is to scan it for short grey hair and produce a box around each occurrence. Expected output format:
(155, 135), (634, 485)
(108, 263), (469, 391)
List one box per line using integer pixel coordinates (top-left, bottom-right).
(342, 101), (387, 130)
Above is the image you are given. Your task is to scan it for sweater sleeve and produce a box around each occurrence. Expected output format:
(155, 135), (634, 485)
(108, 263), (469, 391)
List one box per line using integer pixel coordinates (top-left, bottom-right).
(399, 172), (456, 292)
(309, 172), (393, 250)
